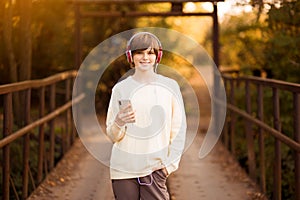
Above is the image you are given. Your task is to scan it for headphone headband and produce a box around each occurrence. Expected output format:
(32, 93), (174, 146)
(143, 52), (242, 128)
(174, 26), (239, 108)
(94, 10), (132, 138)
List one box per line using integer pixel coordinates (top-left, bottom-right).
(126, 32), (163, 64)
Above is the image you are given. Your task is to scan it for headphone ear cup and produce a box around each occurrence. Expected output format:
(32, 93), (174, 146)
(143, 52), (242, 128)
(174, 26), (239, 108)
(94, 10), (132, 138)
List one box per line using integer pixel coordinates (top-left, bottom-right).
(126, 50), (133, 63)
(156, 50), (163, 63)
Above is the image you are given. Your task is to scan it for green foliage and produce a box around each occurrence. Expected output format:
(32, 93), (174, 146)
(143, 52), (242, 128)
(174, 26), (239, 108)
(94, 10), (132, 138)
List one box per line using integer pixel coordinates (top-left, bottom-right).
(265, 1), (300, 83)
(218, 1), (300, 83)
(217, 12), (268, 76)
(0, 0), (138, 83)
(31, 0), (74, 77)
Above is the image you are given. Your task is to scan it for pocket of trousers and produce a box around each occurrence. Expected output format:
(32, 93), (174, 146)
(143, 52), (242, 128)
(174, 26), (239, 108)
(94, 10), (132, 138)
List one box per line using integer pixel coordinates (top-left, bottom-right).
(154, 169), (168, 180)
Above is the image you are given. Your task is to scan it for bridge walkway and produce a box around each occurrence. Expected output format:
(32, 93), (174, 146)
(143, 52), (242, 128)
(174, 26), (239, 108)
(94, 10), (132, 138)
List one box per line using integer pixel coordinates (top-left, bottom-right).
(28, 76), (264, 200)
(28, 120), (263, 200)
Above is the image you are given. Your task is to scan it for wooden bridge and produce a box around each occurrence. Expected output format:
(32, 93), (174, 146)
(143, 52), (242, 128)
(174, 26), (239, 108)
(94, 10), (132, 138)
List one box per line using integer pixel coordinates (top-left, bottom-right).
(0, 70), (299, 200)
(1, 0), (300, 199)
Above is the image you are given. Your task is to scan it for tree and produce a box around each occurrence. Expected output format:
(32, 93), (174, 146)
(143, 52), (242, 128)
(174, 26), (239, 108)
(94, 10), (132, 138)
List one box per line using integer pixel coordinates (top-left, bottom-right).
(265, 1), (300, 82)
(215, 0), (300, 82)
(2, 0), (32, 83)
(19, 0), (32, 81)
(211, 12), (268, 76)
(2, 0), (33, 125)
(3, 0), (18, 83)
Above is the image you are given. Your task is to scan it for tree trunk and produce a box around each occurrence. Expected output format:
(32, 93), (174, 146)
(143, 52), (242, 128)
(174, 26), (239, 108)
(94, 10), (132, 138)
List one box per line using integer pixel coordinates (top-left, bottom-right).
(19, 0), (32, 81)
(3, 0), (32, 126)
(18, 0), (32, 127)
(3, 0), (18, 83)
(3, 0), (23, 126)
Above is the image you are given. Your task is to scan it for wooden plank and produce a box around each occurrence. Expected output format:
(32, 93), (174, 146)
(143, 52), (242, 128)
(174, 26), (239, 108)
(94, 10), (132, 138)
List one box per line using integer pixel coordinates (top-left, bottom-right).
(0, 94), (85, 149)
(69, 0), (224, 4)
(80, 10), (213, 17)
(0, 70), (77, 95)
(225, 103), (300, 152)
(222, 75), (300, 93)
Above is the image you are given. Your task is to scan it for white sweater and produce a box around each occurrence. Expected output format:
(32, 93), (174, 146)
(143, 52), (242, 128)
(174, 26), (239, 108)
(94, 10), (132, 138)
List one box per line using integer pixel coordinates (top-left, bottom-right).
(106, 75), (186, 179)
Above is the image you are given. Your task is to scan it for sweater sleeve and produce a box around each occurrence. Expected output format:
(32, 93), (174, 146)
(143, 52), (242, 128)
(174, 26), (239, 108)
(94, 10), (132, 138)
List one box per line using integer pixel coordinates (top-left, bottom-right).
(106, 87), (126, 143)
(165, 82), (187, 175)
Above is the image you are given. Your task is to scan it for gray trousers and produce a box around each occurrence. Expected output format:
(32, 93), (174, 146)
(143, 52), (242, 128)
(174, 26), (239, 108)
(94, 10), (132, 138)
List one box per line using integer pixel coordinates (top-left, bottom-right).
(112, 169), (170, 200)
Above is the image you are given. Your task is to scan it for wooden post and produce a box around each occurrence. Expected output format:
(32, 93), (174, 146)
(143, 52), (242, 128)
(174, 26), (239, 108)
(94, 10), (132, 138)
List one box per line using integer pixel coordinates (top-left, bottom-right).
(65, 79), (71, 152)
(222, 79), (229, 148)
(212, 2), (219, 68)
(71, 79), (77, 144)
(212, 2), (221, 142)
(257, 84), (266, 193)
(245, 81), (256, 180)
(49, 84), (56, 170)
(37, 87), (45, 183)
(2, 93), (13, 200)
(293, 93), (300, 200)
(230, 78), (236, 155)
(22, 89), (31, 199)
(273, 87), (281, 200)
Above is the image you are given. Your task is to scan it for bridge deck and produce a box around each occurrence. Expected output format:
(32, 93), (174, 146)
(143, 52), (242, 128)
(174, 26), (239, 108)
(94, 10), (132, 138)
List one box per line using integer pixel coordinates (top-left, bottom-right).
(28, 72), (265, 200)
(28, 127), (263, 200)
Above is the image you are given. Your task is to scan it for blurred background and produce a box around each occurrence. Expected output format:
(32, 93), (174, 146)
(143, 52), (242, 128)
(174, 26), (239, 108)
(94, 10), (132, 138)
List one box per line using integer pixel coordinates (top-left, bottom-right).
(0, 1), (299, 199)
(1, 0), (299, 84)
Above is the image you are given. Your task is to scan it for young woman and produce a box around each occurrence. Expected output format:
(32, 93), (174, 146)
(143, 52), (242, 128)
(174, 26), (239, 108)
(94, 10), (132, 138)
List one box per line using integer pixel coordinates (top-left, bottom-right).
(106, 32), (187, 200)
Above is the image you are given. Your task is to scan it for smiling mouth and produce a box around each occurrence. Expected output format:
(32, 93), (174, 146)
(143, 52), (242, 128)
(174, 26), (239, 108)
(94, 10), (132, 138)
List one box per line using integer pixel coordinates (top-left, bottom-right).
(140, 62), (152, 65)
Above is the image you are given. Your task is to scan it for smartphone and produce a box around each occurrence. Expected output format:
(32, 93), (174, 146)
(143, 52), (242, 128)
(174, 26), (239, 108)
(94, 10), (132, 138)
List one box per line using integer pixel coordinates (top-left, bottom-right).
(118, 99), (132, 110)
(118, 99), (135, 124)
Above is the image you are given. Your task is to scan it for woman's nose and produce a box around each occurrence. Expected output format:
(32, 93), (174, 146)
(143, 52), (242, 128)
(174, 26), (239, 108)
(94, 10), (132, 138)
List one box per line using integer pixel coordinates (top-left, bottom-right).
(142, 53), (149, 59)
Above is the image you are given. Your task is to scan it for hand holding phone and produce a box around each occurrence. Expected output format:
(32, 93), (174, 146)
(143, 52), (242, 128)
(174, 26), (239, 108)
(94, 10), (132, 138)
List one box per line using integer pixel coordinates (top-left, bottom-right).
(115, 99), (135, 126)
(118, 99), (132, 110)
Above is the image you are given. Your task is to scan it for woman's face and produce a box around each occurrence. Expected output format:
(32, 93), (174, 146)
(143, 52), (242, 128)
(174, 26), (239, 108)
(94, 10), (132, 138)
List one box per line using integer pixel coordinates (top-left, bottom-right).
(133, 47), (157, 72)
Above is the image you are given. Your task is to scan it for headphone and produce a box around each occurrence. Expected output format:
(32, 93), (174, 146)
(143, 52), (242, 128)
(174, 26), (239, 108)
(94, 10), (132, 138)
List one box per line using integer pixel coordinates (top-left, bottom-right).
(126, 32), (163, 64)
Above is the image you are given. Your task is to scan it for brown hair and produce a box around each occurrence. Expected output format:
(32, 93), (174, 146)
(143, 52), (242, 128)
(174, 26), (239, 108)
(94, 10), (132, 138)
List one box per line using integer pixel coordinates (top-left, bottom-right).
(129, 33), (161, 65)
(130, 33), (160, 51)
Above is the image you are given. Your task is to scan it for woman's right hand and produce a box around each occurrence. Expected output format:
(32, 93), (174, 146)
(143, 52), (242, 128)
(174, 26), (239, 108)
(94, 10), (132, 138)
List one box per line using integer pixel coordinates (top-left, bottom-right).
(114, 104), (136, 127)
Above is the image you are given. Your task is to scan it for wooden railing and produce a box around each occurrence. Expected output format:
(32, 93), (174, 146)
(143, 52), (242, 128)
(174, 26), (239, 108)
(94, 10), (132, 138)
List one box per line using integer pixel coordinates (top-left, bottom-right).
(222, 74), (300, 200)
(0, 70), (84, 200)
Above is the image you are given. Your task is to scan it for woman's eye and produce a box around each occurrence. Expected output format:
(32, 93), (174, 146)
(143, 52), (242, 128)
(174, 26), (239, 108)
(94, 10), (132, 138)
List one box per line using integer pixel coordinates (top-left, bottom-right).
(135, 51), (144, 55)
(135, 49), (155, 55)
